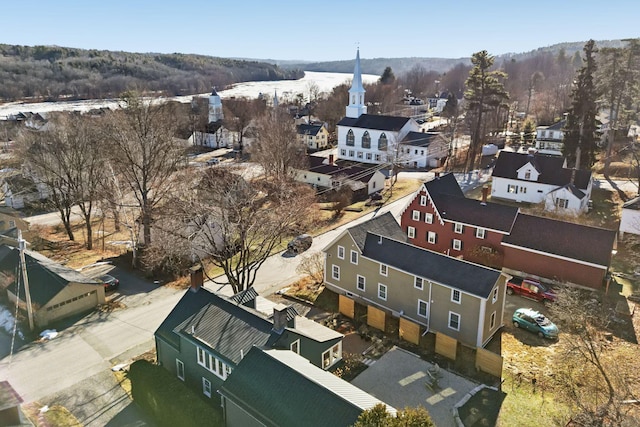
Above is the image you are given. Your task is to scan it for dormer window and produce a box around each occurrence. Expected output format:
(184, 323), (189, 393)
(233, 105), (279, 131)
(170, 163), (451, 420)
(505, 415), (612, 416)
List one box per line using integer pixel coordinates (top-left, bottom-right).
(524, 171), (531, 180)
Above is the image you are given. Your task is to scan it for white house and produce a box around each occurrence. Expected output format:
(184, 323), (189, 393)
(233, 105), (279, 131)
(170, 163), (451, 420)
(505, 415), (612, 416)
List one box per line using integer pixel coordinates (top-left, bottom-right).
(619, 196), (640, 237)
(188, 89), (229, 149)
(535, 120), (565, 156)
(295, 155), (385, 196)
(336, 50), (448, 169)
(491, 151), (592, 214)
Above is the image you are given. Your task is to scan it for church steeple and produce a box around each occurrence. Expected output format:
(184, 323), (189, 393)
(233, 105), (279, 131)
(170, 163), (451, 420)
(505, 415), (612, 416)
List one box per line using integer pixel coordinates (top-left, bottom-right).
(209, 87), (223, 123)
(346, 48), (367, 119)
(273, 90), (279, 108)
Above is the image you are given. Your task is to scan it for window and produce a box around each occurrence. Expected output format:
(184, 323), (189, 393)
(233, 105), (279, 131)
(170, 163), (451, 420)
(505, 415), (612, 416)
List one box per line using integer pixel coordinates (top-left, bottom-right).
(420, 195), (427, 206)
(357, 151), (363, 159)
(414, 276), (423, 290)
(448, 312), (460, 331)
(350, 250), (358, 264)
(290, 340), (300, 354)
(451, 289), (461, 303)
(357, 275), (366, 291)
(556, 198), (569, 209)
(492, 287), (498, 303)
(380, 264), (388, 276)
(378, 133), (388, 150)
(452, 239), (462, 251)
(375, 154), (381, 161)
(427, 231), (437, 244)
(337, 245), (345, 259)
(418, 299), (428, 318)
(425, 213), (433, 224)
(362, 131), (371, 149)
(490, 311), (496, 329)
(366, 152), (372, 160)
(349, 150), (354, 157)
(507, 184), (518, 194)
(346, 129), (355, 146)
(524, 171), (531, 180)
(322, 343), (342, 369)
(454, 223), (463, 234)
(332, 265), (340, 280)
(378, 283), (387, 300)
(476, 227), (486, 239)
(520, 187), (527, 194)
(412, 210), (420, 221)
(8, 220), (15, 228)
(407, 226), (415, 239)
(202, 378), (212, 397)
(176, 359), (185, 381)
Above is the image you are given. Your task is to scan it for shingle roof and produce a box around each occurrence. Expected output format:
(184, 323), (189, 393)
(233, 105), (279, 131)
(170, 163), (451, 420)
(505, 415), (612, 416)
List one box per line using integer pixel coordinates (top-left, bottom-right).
(623, 196), (640, 210)
(424, 172), (464, 198)
(0, 245), (101, 306)
(547, 120), (565, 131)
(297, 124), (323, 136)
(363, 234), (501, 298)
(547, 183), (586, 200)
(502, 214), (616, 267)
(337, 114), (411, 131)
(492, 151), (591, 189)
(436, 194), (519, 232)
(308, 163), (379, 184)
(401, 131), (443, 147)
(347, 212), (406, 251)
(219, 347), (394, 427)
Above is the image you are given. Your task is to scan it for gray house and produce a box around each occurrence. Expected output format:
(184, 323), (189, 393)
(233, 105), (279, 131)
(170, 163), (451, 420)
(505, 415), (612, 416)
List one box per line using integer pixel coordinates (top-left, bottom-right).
(219, 346), (395, 427)
(154, 280), (343, 401)
(323, 212), (509, 348)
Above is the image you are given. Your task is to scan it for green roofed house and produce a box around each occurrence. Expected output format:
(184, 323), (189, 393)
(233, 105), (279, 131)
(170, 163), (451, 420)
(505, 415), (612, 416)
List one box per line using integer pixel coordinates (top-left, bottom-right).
(154, 273), (344, 403)
(219, 346), (396, 427)
(0, 245), (105, 328)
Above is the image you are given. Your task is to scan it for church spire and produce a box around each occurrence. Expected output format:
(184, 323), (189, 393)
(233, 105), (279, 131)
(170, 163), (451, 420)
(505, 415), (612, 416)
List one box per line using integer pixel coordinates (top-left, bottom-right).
(346, 48), (367, 118)
(273, 90), (279, 108)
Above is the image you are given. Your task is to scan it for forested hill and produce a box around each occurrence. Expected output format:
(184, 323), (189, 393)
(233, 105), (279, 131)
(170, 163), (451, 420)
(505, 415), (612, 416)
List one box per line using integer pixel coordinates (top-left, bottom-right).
(0, 44), (304, 102)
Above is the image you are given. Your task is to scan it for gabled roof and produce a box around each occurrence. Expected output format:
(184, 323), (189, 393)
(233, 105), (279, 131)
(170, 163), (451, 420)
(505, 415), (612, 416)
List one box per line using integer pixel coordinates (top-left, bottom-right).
(219, 347), (395, 427)
(547, 183), (586, 200)
(424, 172), (464, 199)
(156, 287), (341, 365)
(0, 245), (100, 306)
(297, 124), (324, 136)
(623, 196), (640, 210)
(502, 214), (616, 267)
(362, 234), (501, 298)
(547, 120), (566, 131)
(337, 114), (411, 132)
(401, 131), (444, 147)
(346, 212), (406, 251)
(307, 163), (381, 184)
(492, 151), (591, 189)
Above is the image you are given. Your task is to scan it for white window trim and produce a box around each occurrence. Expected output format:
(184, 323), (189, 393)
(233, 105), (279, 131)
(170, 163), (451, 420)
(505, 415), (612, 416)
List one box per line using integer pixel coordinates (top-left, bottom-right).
(425, 213), (433, 224)
(417, 299), (428, 318)
(454, 223), (463, 234)
(290, 339), (300, 354)
(332, 264), (340, 280)
(337, 245), (345, 260)
(451, 289), (461, 304)
(448, 311), (461, 331)
(453, 239), (462, 251)
(408, 226), (416, 239)
(427, 231), (436, 244)
(414, 276), (423, 290)
(202, 377), (212, 397)
(490, 311), (496, 329)
(379, 264), (388, 276)
(176, 359), (185, 381)
(476, 227), (486, 239)
(378, 283), (387, 301)
(322, 342), (342, 369)
(492, 287), (498, 303)
(350, 250), (358, 265)
(412, 210), (420, 221)
(420, 195), (427, 206)
(357, 274), (366, 291)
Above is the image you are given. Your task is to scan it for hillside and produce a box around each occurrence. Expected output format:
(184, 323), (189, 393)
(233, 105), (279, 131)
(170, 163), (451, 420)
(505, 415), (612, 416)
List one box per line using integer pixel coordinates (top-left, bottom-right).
(0, 44), (304, 101)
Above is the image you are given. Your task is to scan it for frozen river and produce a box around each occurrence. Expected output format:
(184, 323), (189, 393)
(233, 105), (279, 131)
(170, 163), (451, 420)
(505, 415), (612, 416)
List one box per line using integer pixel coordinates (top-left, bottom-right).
(0, 71), (379, 119)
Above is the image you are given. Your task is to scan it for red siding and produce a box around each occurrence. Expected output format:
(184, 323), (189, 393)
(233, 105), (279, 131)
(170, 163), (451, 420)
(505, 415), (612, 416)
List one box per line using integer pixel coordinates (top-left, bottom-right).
(503, 245), (606, 289)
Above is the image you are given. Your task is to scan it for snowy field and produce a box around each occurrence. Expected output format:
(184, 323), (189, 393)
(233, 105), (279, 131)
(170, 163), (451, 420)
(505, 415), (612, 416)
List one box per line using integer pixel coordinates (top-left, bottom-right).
(0, 71), (379, 119)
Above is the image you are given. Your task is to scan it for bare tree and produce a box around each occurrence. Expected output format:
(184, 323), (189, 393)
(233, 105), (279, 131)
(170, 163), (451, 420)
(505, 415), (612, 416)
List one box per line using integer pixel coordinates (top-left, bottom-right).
(102, 92), (185, 250)
(223, 97), (266, 152)
(160, 166), (316, 294)
(295, 251), (325, 285)
(251, 108), (307, 181)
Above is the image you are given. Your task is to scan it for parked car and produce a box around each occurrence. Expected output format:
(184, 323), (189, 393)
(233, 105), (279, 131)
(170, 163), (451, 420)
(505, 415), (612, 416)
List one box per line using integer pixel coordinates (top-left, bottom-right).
(99, 274), (120, 292)
(287, 234), (312, 254)
(206, 158), (220, 166)
(506, 277), (556, 303)
(512, 308), (559, 339)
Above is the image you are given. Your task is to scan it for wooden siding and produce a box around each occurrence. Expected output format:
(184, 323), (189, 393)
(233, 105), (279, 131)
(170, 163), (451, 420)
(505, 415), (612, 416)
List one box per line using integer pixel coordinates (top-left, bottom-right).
(367, 305), (386, 331)
(475, 348), (503, 377)
(399, 317), (420, 345)
(339, 295), (355, 318)
(435, 332), (457, 360)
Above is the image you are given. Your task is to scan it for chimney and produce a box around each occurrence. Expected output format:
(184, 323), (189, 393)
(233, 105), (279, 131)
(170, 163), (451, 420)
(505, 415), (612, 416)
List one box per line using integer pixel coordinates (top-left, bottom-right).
(189, 265), (203, 292)
(272, 303), (289, 333)
(481, 185), (489, 205)
(328, 154), (334, 165)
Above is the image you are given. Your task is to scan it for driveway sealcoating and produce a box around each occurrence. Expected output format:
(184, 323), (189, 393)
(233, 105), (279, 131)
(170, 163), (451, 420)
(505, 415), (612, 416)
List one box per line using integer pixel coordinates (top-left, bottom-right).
(352, 346), (480, 427)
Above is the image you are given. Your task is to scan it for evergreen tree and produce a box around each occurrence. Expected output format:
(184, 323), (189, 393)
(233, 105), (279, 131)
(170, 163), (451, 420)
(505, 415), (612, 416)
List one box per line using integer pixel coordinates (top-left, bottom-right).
(463, 50), (509, 172)
(379, 67), (396, 85)
(563, 40), (599, 169)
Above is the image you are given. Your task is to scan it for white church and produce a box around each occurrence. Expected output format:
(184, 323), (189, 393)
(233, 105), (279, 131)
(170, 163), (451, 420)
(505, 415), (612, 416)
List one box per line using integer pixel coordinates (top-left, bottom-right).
(336, 50), (448, 169)
(188, 88), (230, 149)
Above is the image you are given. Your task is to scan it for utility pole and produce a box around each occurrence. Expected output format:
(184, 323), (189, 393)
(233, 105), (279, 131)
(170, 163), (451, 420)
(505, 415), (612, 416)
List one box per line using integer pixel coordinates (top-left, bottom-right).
(18, 230), (34, 331)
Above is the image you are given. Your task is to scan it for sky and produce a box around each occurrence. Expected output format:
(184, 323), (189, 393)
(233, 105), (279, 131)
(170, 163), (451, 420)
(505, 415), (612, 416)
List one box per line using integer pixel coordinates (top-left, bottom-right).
(3, 1), (639, 62)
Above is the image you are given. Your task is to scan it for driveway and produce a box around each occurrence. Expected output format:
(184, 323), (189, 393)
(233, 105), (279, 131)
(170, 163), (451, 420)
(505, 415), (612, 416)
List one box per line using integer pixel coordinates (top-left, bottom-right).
(352, 346), (480, 427)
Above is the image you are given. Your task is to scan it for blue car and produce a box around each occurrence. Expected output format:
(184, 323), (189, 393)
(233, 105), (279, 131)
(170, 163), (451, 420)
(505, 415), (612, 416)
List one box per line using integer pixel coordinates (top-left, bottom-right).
(512, 308), (558, 339)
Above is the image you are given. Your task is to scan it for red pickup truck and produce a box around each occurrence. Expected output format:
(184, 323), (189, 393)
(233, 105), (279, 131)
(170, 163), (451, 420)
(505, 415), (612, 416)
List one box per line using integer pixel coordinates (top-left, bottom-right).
(506, 277), (556, 303)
